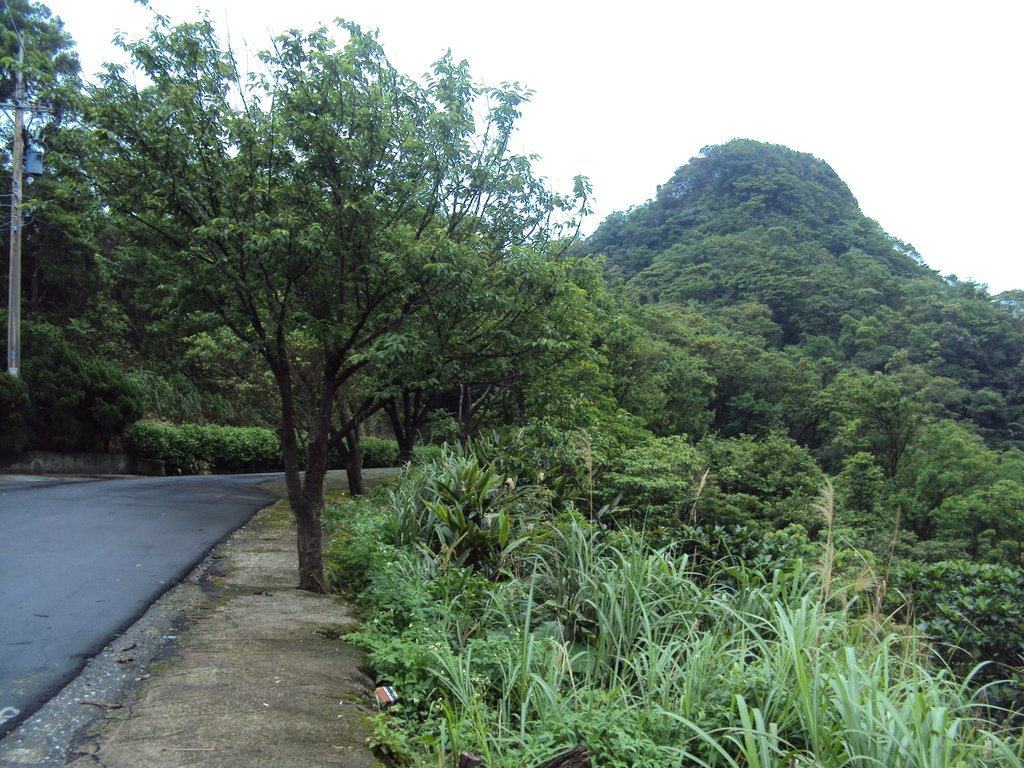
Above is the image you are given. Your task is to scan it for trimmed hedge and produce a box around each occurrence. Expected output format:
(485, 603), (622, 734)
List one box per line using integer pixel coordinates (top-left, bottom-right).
(126, 420), (282, 474)
(127, 421), (402, 474)
(361, 436), (400, 468)
(198, 424), (281, 471)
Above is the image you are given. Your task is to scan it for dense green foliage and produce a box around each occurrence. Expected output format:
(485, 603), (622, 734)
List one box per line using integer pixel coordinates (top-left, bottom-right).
(563, 140), (1024, 573)
(0, 321), (141, 454)
(81, 13), (591, 589)
(125, 420), (401, 474)
(360, 436), (402, 469)
(125, 420), (281, 474)
(325, 448), (1023, 767)
(891, 560), (1024, 707)
(580, 140), (1023, 449)
(0, 369), (31, 454)
(0, 0), (108, 328)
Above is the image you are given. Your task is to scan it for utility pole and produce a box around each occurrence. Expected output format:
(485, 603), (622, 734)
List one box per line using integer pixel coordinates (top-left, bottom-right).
(6, 40), (24, 377)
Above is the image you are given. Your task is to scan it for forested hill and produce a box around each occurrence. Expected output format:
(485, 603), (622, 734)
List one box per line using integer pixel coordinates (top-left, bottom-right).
(585, 139), (929, 281)
(579, 139), (1024, 448)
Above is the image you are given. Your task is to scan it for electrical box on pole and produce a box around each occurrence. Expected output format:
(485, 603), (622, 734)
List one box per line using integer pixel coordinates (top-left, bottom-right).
(23, 146), (42, 176)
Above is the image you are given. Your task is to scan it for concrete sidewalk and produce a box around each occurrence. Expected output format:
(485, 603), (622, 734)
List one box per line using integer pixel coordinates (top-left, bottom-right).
(2, 497), (383, 767)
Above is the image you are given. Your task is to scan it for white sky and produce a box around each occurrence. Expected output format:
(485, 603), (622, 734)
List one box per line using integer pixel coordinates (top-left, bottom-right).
(43, 0), (1023, 293)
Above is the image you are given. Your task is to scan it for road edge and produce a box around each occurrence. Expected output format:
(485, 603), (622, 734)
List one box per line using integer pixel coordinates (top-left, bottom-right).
(0, 515), (253, 766)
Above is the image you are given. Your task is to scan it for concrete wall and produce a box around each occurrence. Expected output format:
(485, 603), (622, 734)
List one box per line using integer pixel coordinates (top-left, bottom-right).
(0, 451), (166, 476)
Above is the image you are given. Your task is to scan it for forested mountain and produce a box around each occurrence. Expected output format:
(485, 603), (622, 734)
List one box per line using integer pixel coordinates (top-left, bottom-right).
(587, 138), (922, 280)
(579, 139), (1024, 449)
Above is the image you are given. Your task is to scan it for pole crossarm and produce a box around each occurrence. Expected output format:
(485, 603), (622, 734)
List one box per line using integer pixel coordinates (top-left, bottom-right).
(0, 102), (50, 113)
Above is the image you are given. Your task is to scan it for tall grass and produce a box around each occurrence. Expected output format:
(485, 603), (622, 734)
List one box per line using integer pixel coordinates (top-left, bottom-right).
(345, 453), (1023, 767)
(414, 525), (1020, 765)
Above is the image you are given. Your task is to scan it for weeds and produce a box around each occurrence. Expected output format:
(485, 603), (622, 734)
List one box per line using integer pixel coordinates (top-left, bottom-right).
(327, 450), (1024, 767)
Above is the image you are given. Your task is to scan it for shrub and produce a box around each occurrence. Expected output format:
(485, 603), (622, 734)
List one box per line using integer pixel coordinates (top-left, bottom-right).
(669, 522), (818, 573)
(21, 322), (141, 452)
(125, 420), (281, 473)
(411, 442), (444, 464)
(0, 373), (32, 455)
(328, 435), (401, 469)
(598, 434), (704, 527)
(386, 446), (550, 578)
(695, 433), (825, 531)
(125, 420), (203, 474)
(470, 425), (602, 512)
(323, 489), (394, 596)
(196, 424), (281, 471)
(361, 436), (401, 468)
(328, 468), (1022, 768)
(890, 559), (1024, 709)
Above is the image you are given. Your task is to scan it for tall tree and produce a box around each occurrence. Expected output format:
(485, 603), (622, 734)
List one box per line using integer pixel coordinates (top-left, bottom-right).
(1, 1), (101, 325)
(0, 0), (79, 109)
(375, 248), (597, 459)
(85, 17), (585, 590)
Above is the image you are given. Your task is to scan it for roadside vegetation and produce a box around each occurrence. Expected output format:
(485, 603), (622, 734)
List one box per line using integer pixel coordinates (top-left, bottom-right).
(325, 437), (1023, 766)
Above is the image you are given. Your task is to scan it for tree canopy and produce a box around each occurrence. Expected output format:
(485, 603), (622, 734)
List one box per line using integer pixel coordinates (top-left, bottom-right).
(84, 16), (589, 590)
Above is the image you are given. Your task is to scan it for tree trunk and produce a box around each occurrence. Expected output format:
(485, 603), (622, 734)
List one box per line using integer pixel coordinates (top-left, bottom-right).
(275, 362), (330, 593)
(386, 391), (425, 463)
(457, 383), (490, 447)
(293, 492), (325, 592)
(397, 431), (417, 464)
(457, 384), (472, 448)
(344, 423), (364, 495)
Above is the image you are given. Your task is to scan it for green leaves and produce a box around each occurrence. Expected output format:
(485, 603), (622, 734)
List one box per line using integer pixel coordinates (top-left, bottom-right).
(17, 322), (141, 452)
(85, 13), (588, 418)
(83, 14), (597, 590)
(892, 559), (1024, 711)
(125, 420), (282, 474)
(1, 0), (81, 116)
(388, 447), (541, 579)
(0, 370), (31, 455)
(329, 447), (1023, 768)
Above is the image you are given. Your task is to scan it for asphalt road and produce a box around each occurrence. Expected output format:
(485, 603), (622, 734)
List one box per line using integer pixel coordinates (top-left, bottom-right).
(0, 473), (280, 737)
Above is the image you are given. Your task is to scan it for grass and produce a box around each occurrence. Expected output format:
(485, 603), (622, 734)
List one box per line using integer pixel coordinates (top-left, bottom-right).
(326, 457), (1024, 768)
(262, 498), (294, 528)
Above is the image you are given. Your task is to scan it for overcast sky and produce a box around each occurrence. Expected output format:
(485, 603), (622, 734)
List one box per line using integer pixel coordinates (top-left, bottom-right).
(43, 0), (1023, 293)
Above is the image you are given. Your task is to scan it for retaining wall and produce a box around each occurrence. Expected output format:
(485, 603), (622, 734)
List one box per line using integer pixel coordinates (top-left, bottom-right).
(0, 451), (166, 476)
